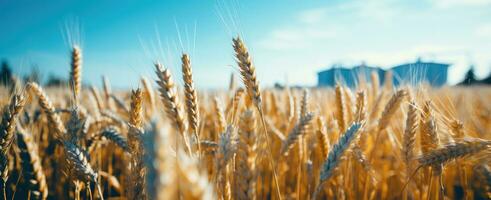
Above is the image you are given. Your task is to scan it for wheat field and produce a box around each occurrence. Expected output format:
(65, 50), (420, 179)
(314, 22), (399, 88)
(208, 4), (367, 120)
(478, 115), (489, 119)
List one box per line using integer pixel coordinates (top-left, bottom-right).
(1, 37), (490, 200)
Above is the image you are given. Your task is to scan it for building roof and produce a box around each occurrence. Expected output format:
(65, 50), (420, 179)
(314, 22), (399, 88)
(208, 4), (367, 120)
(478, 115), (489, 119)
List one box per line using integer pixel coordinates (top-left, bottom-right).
(392, 60), (451, 69)
(318, 60), (450, 75)
(317, 64), (383, 75)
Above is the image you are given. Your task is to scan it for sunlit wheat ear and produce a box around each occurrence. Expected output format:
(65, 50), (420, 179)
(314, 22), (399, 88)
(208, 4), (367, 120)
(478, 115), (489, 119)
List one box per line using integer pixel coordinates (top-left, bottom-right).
(233, 37), (261, 107)
(0, 94), (25, 154)
(217, 125), (238, 171)
(352, 145), (378, 184)
(216, 125), (237, 200)
(300, 89), (309, 118)
(316, 116), (330, 160)
(314, 122), (363, 199)
(420, 101), (440, 154)
(417, 138), (491, 168)
(335, 85), (346, 132)
(214, 97), (226, 133)
(65, 107), (86, 144)
(354, 91), (367, 122)
(17, 128), (48, 200)
(129, 89), (143, 129)
(235, 109), (257, 199)
(377, 89), (407, 131)
(87, 127), (130, 152)
(70, 45), (82, 100)
(26, 82), (66, 140)
(181, 54), (199, 135)
(402, 101), (418, 165)
(450, 119), (465, 139)
(281, 112), (314, 155)
(63, 140), (98, 184)
(1, 94), (25, 190)
(154, 62), (187, 134)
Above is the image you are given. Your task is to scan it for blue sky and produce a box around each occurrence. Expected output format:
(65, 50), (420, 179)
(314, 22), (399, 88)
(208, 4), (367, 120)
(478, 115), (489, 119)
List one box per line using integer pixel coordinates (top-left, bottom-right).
(1, 0), (491, 89)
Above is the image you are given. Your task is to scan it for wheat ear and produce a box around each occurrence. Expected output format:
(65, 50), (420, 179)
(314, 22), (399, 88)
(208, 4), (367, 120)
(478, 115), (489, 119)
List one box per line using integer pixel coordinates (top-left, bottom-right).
(214, 97), (226, 133)
(87, 127), (130, 153)
(300, 89), (309, 118)
(418, 138), (491, 168)
(17, 127), (48, 200)
(377, 89), (407, 131)
(181, 54), (200, 139)
(281, 112), (314, 155)
(235, 109), (257, 199)
(233, 37), (261, 107)
(127, 89), (147, 200)
(314, 122), (363, 199)
(354, 91), (367, 122)
(420, 101), (440, 154)
(0, 94), (25, 154)
(1, 94), (25, 196)
(403, 101), (419, 164)
(216, 125), (237, 200)
(154, 62), (187, 134)
(26, 82), (66, 140)
(70, 45), (82, 100)
(316, 116), (330, 160)
(233, 36), (282, 199)
(335, 85), (346, 132)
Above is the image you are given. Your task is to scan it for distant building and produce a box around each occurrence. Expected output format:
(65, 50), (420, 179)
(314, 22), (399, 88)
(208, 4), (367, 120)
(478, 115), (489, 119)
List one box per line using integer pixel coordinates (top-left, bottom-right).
(317, 63), (385, 87)
(317, 59), (450, 87)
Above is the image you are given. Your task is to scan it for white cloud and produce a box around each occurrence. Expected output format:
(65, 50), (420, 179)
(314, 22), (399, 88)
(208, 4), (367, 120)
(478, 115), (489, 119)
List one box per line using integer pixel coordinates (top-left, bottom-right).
(259, 22), (337, 50)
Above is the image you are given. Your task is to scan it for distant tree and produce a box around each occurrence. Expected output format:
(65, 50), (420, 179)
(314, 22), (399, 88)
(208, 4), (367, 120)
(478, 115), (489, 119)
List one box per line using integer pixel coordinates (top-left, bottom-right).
(459, 66), (478, 85)
(0, 60), (13, 86)
(45, 74), (67, 87)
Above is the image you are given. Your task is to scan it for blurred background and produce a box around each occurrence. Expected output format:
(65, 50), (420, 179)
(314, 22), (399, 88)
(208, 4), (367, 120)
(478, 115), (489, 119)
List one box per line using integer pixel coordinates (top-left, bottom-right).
(1, 0), (491, 89)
